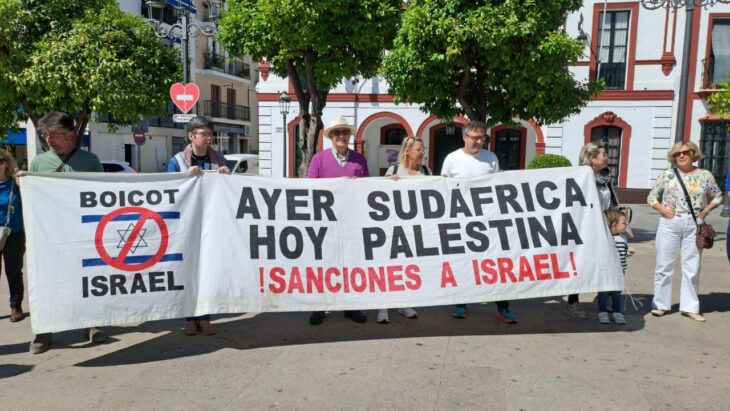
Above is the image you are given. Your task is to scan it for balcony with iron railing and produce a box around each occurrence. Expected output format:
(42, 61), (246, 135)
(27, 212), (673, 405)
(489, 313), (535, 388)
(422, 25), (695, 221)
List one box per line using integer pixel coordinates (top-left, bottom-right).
(597, 63), (626, 90)
(227, 60), (251, 79)
(204, 52), (226, 71)
(204, 100), (251, 121)
(200, 6), (222, 23)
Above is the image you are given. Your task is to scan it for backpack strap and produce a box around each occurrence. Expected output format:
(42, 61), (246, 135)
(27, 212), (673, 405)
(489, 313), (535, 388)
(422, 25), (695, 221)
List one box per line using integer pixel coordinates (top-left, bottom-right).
(174, 152), (190, 172)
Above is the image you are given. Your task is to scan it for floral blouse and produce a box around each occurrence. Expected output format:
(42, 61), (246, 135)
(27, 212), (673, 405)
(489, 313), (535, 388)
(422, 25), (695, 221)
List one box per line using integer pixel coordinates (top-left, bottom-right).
(647, 168), (723, 213)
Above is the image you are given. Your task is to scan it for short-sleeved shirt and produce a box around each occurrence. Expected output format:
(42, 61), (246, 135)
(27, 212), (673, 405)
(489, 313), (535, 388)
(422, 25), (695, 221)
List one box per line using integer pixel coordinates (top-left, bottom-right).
(440, 148), (500, 178)
(29, 150), (103, 173)
(646, 168), (723, 213)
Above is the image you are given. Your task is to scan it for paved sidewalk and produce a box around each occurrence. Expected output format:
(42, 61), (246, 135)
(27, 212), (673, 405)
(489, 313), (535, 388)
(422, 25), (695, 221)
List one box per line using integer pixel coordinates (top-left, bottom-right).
(0, 205), (728, 410)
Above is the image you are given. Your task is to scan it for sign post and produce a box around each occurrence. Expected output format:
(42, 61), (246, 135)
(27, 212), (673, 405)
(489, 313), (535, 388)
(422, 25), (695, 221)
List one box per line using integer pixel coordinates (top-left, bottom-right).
(132, 130), (145, 172)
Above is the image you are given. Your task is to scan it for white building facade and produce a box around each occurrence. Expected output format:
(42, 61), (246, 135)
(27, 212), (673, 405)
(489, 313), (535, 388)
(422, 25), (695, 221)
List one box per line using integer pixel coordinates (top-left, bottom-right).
(256, 1), (730, 199)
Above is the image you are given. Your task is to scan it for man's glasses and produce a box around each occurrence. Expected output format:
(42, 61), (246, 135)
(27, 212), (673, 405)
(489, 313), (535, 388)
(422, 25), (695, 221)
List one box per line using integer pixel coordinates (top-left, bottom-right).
(467, 135), (486, 143)
(192, 131), (213, 138)
(331, 129), (351, 138)
(673, 149), (692, 158)
(43, 131), (68, 140)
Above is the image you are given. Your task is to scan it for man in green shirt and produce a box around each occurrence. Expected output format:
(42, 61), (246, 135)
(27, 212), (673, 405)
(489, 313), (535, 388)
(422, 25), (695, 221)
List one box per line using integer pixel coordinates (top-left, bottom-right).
(29, 116), (103, 173)
(25, 111), (107, 354)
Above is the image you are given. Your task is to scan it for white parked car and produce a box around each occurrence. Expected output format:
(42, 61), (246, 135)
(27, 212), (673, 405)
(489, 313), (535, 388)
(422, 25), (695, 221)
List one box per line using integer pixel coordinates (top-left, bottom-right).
(101, 160), (136, 173)
(224, 154), (259, 175)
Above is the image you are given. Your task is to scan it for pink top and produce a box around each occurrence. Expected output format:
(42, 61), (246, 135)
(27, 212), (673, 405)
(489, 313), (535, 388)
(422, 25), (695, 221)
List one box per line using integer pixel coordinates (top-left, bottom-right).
(307, 149), (369, 178)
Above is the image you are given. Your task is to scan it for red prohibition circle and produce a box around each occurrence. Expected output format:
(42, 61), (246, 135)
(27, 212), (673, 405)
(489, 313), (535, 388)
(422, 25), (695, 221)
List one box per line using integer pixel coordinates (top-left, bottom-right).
(94, 206), (169, 272)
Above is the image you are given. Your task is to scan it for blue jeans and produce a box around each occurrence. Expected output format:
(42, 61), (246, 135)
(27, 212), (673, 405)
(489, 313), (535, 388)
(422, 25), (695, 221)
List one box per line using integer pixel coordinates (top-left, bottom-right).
(597, 291), (622, 314)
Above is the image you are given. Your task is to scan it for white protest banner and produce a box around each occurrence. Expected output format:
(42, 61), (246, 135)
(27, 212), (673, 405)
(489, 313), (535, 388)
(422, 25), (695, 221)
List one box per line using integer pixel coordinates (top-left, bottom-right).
(21, 167), (623, 333)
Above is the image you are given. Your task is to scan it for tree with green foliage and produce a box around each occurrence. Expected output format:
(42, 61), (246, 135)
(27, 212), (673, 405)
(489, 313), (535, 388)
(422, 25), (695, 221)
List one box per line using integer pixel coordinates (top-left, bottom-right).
(382, 0), (602, 126)
(0, 0), (181, 147)
(219, 0), (401, 176)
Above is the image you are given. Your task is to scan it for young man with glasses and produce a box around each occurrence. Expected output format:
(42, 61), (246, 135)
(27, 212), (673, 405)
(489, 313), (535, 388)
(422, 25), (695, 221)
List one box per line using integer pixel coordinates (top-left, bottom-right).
(168, 116), (231, 335)
(306, 117), (369, 325)
(168, 116), (231, 175)
(440, 120), (517, 324)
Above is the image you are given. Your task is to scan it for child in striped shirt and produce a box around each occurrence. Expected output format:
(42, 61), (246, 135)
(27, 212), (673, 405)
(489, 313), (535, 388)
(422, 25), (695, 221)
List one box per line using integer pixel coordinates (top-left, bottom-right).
(599, 210), (636, 324)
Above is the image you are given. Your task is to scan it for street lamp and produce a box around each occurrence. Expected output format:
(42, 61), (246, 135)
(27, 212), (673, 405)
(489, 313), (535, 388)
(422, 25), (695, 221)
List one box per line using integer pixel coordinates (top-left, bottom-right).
(278, 91), (291, 177)
(144, 0), (221, 91)
(639, 0), (730, 142)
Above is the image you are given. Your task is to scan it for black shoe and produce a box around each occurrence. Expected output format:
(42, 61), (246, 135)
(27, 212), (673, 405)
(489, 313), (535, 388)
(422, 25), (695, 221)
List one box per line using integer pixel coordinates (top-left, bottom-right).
(344, 310), (367, 323)
(309, 311), (326, 325)
(30, 333), (52, 354)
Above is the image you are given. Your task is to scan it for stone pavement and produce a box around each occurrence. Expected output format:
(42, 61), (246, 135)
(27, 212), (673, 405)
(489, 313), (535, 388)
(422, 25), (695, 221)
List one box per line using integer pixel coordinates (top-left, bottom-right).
(0, 205), (728, 410)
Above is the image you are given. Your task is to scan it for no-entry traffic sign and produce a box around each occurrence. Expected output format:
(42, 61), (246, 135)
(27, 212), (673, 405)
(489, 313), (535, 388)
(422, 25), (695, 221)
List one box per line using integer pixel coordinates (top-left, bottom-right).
(133, 130), (146, 145)
(170, 83), (200, 114)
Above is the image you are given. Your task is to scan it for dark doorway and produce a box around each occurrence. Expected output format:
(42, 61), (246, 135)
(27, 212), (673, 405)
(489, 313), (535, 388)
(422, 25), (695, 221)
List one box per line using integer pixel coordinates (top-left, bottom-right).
(494, 128), (523, 170)
(124, 144), (133, 164)
(590, 125), (622, 187)
(291, 125), (304, 177)
(431, 126), (463, 175)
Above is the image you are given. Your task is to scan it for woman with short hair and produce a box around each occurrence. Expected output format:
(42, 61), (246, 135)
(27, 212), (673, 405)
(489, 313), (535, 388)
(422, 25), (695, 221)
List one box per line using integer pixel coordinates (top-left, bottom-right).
(647, 141), (722, 322)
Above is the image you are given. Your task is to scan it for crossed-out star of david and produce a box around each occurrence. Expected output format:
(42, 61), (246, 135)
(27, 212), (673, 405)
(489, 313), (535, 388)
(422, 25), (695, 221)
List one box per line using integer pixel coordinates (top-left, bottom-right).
(116, 223), (149, 254)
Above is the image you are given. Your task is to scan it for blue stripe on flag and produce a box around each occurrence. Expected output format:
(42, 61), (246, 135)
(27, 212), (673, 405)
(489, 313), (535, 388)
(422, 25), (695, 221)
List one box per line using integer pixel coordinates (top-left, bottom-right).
(81, 212), (180, 223)
(81, 253), (184, 268)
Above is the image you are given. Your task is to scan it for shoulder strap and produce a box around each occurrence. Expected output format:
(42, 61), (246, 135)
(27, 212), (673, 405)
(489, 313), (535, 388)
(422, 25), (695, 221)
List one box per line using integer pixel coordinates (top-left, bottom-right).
(607, 180), (619, 209)
(673, 168), (698, 225)
(393, 163), (399, 174)
(5, 179), (14, 226)
(421, 164), (431, 175)
(174, 152), (190, 172)
(55, 148), (79, 172)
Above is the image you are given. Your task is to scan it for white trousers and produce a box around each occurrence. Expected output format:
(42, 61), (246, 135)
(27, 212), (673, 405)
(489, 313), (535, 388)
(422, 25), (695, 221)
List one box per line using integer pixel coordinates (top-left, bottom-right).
(652, 214), (702, 313)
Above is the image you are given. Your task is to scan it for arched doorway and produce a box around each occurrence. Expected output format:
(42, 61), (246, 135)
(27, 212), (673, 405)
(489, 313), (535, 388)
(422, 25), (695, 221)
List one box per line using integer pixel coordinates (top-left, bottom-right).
(583, 111), (632, 188)
(379, 124), (408, 175)
(430, 124), (464, 175)
(490, 125), (527, 170)
(590, 125), (623, 186)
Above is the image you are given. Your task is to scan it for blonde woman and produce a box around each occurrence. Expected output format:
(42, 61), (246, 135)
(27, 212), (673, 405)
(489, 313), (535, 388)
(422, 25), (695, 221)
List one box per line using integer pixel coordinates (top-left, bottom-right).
(562, 142), (620, 319)
(0, 149), (25, 322)
(376, 137), (430, 323)
(647, 142), (722, 322)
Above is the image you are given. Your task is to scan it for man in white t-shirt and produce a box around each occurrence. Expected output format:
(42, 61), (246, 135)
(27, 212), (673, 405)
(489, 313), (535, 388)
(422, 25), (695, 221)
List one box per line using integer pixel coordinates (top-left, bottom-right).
(441, 121), (517, 324)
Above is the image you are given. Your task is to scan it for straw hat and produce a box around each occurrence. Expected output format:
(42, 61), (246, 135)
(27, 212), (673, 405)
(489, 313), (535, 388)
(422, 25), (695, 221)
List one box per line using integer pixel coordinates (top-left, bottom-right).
(323, 117), (356, 139)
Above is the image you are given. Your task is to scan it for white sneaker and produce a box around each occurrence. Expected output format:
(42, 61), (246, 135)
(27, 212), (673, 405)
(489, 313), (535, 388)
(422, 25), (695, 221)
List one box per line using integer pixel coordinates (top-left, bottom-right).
(612, 312), (626, 324)
(598, 312), (610, 324)
(377, 309), (389, 324)
(397, 307), (418, 318)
